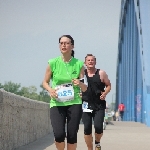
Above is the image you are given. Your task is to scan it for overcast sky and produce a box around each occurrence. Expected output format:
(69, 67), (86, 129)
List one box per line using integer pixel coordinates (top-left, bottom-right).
(0, 0), (121, 104)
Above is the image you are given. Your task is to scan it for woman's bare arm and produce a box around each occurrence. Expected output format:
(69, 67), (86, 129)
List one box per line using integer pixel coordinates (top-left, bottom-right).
(42, 65), (57, 98)
(78, 66), (87, 92)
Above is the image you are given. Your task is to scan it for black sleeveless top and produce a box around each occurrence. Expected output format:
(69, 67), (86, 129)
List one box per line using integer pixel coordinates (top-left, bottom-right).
(82, 69), (106, 110)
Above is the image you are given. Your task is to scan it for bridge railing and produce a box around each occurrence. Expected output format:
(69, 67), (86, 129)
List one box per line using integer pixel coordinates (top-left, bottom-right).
(0, 90), (52, 150)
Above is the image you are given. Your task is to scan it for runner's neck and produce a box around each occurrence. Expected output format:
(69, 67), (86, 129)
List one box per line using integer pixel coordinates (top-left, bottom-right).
(62, 55), (72, 63)
(87, 68), (97, 74)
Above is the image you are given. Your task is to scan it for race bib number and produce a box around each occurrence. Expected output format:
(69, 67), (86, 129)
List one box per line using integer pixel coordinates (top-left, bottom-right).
(55, 83), (74, 102)
(82, 101), (93, 112)
(82, 101), (88, 109)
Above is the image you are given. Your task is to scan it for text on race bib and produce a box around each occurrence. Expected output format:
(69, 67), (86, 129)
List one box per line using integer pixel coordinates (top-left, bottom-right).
(82, 101), (93, 112)
(55, 83), (74, 102)
(82, 101), (88, 109)
(57, 89), (73, 97)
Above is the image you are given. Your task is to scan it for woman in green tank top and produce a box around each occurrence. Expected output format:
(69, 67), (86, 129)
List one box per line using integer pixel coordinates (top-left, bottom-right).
(42, 35), (87, 150)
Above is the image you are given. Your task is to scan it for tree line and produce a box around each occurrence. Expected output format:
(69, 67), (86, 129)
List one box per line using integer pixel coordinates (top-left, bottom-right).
(0, 81), (50, 103)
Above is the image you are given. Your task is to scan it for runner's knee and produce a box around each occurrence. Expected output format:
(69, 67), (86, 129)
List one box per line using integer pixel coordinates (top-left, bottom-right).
(54, 131), (66, 142)
(84, 125), (92, 135)
(95, 128), (103, 134)
(95, 123), (103, 134)
(67, 135), (77, 144)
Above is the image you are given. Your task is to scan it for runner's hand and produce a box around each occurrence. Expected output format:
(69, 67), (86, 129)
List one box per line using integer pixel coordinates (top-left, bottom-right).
(49, 88), (58, 98)
(100, 92), (106, 100)
(79, 92), (82, 98)
(72, 79), (80, 86)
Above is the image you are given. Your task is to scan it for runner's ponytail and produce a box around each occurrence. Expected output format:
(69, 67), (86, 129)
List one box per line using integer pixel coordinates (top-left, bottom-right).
(71, 50), (75, 57)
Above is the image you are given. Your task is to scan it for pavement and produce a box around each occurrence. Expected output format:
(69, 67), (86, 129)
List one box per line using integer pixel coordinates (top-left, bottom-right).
(16, 121), (150, 150)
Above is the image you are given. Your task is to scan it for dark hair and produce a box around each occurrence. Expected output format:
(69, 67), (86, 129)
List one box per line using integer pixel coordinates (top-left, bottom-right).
(59, 35), (75, 57)
(59, 35), (74, 45)
(71, 50), (75, 57)
(85, 54), (96, 61)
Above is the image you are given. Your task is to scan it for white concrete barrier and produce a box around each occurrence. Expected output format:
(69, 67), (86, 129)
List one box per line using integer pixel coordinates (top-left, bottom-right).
(0, 90), (52, 150)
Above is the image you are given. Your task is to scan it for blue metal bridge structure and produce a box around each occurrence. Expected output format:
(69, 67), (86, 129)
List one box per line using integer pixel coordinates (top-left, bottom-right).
(116, 0), (150, 126)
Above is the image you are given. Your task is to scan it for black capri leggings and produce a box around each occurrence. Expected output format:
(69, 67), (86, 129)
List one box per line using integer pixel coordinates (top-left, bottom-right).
(50, 104), (82, 144)
(82, 109), (105, 135)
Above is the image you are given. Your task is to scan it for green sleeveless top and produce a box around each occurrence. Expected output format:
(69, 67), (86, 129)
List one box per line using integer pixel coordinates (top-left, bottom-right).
(48, 56), (84, 108)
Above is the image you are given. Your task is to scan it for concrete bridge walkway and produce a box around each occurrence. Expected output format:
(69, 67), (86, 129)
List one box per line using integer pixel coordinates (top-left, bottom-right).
(16, 121), (150, 150)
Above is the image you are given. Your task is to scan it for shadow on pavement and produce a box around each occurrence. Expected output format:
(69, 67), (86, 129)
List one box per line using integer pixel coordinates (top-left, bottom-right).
(15, 133), (54, 150)
(108, 121), (114, 125)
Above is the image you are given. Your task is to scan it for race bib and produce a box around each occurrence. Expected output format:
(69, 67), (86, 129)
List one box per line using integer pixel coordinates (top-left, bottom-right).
(55, 83), (74, 102)
(82, 101), (93, 112)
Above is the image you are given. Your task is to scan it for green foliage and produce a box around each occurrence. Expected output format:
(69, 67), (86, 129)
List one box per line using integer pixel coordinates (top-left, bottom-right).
(19, 86), (39, 100)
(39, 84), (50, 103)
(2, 81), (21, 95)
(0, 81), (50, 103)
(0, 83), (3, 89)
